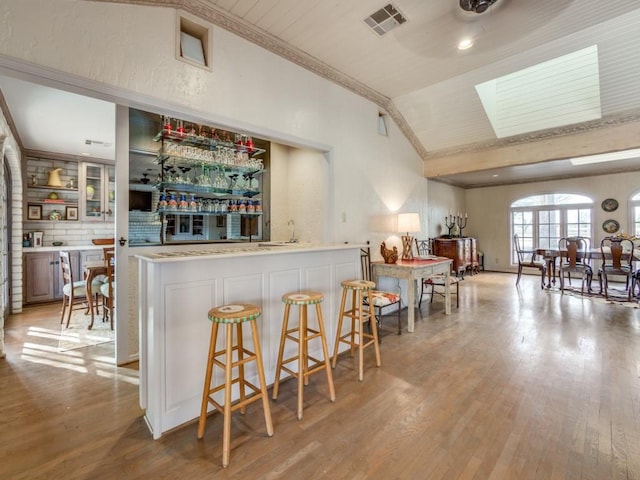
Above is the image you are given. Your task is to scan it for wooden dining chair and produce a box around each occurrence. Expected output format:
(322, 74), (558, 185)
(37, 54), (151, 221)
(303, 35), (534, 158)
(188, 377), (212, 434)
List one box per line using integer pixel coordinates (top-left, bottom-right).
(59, 251), (101, 328)
(513, 234), (546, 289)
(414, 238), (460, 308)
(414, 238), (433, 257)
(100, 249), (115, 330)
(361, 242), (403, 335)
(598, 237), (634, 301)
(558, 237), (592, 295)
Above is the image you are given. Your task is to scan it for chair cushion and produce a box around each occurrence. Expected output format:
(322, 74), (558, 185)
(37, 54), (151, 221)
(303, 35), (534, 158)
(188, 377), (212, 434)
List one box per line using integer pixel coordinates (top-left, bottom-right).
(368, 290), (400, 307)
(100, 280), (115, 298)
(62, 281), (86, 297)
(424, 274), (460, 286)
(91, 277), (105, 290)
(525, 260), (546, 268)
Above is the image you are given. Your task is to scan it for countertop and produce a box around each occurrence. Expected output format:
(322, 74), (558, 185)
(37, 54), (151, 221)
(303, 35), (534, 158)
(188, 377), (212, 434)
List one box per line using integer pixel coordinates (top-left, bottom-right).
(136, 242), (364, 263)
(23, 244), (106, 253)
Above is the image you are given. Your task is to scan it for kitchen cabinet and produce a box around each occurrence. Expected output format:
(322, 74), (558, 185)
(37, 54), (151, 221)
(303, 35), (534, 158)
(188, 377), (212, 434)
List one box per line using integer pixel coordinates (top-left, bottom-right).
(24, 251), (80, 304)
(79, 162), (115, 222)
(432, 237), (479, 277)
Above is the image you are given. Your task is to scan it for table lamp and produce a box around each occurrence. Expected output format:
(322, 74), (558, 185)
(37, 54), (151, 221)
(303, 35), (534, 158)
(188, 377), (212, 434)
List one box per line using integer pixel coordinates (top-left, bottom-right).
(397, 212), (420, 261)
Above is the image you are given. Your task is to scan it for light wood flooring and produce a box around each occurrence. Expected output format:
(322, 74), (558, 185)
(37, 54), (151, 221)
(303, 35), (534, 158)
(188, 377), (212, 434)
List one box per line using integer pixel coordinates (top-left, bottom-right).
(1, 272), (639, 479)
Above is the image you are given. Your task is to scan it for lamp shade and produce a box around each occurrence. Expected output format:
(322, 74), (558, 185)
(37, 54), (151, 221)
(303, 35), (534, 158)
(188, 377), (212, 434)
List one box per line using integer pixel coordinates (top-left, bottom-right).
(397, 213), (420, 233)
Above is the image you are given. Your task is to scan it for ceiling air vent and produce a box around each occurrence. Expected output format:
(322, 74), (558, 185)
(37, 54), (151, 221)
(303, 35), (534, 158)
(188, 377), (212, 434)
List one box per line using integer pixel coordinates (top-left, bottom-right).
(85, 139), (112, 147)
(364, 4), (407, 37)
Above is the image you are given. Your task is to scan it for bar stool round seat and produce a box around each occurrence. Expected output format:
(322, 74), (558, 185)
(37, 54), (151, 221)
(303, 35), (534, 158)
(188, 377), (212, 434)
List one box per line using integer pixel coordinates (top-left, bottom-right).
(273, 290), (335, 420)
(331, 279), (381, 381)
(197, 303), (273, 468)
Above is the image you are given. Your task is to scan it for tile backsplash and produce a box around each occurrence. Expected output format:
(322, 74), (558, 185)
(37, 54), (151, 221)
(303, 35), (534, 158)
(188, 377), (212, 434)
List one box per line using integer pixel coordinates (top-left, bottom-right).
(23, 220), (115, 247)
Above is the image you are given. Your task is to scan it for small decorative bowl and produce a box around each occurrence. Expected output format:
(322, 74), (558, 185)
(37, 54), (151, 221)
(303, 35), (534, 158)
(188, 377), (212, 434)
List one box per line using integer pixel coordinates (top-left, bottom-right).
(52, 241), (63, 246)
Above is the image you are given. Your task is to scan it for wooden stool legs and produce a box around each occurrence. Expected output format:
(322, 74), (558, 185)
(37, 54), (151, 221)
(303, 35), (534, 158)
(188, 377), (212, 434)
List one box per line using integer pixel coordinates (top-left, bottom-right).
(331, 281), (380, 381)
(197, 304), (273, 468)
(273, 292), (335, 420)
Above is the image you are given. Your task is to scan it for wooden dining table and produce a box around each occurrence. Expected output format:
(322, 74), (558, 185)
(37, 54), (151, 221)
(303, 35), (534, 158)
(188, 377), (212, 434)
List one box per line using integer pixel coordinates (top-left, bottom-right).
(83, 260), (107, 329)
(371, 257), (453, 332)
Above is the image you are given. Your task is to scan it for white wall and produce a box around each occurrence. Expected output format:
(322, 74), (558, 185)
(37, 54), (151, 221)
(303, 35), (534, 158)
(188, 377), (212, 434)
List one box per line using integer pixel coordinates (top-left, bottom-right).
(427, 181), (467, 239)
(270, 143), (328, 243)
(0, 0), (425, 254)
(465, 171), (640, 271)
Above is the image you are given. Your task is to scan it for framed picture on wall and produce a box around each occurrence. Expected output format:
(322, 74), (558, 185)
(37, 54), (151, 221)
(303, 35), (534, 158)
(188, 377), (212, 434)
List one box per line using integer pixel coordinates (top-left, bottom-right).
(65, 206), (78, 221)
(27, 204), (42, 220)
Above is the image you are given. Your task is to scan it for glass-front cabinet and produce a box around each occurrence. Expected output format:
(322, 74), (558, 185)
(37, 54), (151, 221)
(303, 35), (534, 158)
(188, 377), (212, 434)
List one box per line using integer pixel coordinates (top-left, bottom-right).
(79, 162), (115, 222)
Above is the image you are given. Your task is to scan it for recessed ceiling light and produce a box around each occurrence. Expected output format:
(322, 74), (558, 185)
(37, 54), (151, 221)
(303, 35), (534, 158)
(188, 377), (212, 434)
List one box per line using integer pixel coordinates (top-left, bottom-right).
(492, 174), (499, 177)
(569, 148), (640, 165)
(458, 38), (474, 50)
(81, 152), (91, 156)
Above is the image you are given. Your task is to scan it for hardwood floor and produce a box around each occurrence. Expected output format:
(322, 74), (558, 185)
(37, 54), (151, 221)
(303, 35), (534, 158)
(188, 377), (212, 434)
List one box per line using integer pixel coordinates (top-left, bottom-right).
(1, 273), (639, 479)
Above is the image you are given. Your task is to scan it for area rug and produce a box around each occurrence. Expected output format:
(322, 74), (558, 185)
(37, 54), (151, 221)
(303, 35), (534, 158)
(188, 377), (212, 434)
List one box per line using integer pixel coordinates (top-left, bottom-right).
(58, 310), (115, 351)
(545, 286), (640, 309)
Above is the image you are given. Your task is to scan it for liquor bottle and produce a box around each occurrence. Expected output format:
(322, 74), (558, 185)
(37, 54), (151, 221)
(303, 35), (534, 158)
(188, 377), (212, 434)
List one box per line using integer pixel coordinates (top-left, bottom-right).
(158, 192), (167, 211)
(178, 193), (188, 210)
(167, 193), (177, 210)
(244, 136), (254, 154)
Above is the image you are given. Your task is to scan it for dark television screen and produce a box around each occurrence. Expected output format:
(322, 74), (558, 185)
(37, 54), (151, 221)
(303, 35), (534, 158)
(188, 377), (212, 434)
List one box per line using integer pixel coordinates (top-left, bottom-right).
(129, 190), (152, 211)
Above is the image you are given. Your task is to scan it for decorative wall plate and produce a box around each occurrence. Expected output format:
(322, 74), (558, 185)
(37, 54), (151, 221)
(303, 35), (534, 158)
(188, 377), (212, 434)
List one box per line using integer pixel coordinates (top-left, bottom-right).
(601, 198), (618, 212)
(602, 219), (620, 234)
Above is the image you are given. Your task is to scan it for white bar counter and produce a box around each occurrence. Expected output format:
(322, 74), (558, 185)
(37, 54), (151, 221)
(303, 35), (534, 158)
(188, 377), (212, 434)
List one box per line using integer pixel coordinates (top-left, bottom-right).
(136, 242), (362, 439)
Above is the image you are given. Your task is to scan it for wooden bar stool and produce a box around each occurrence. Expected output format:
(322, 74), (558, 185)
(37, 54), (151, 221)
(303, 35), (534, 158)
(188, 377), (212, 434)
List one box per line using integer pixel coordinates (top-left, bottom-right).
(272, 291), (336, 420)
(197, 304), (273, 468)
(331, 279), (381, 381)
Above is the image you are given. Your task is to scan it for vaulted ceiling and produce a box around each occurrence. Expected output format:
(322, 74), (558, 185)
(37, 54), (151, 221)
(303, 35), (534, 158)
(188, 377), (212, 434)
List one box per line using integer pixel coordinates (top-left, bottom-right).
(101, 0), (640, 187)
(4, 0), (640, 187)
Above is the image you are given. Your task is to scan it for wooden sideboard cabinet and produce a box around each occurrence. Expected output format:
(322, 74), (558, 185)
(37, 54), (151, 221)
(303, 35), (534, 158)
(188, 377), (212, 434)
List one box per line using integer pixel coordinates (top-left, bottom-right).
(432, 237), (479, 277)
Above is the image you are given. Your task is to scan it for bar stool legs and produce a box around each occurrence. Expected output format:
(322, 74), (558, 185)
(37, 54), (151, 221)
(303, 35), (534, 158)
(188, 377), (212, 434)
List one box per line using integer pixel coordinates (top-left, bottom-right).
(197, 304), (273, 468)
(331, 280), (380, 381)
(273, 291), (335, 420)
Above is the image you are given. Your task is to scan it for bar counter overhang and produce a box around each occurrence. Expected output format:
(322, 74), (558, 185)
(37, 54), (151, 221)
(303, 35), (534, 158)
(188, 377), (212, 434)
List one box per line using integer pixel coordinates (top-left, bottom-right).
(136, 242), (363, 439)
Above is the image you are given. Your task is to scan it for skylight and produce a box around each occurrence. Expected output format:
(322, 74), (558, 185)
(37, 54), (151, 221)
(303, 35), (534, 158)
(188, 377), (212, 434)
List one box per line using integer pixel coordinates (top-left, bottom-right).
(569, 148), (640, 165)
(476, 45), (602, 138)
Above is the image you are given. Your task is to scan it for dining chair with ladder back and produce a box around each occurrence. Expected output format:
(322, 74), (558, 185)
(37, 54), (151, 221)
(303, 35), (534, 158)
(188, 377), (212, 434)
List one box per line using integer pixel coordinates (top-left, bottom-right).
(100, 249), (115, 330)
(414, 238), (460, 308)
(361, 242), (403, 335)
(513, 234), (547, 289)
(59, 251), (102, 328)
(414, 238), (433, 258)
(558, 237), (593, 295)
(598, 236), (635, 301)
